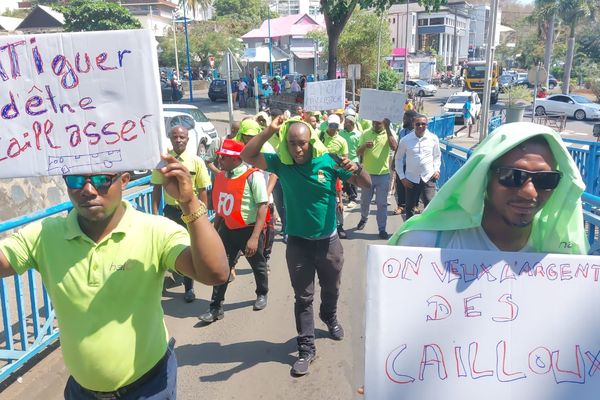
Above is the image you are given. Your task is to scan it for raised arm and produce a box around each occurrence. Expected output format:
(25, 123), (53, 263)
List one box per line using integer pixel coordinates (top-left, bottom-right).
(241, 116), (284, 170)
(158, 154), (229, 285)
(383, 119), (398, 151)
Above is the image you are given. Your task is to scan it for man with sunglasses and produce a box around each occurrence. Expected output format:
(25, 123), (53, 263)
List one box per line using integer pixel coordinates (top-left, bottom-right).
(395, 114), (441, 220)
(389, 123), (589, 255)
(152, 125), (211, 303)
(0, 157), (229, 398)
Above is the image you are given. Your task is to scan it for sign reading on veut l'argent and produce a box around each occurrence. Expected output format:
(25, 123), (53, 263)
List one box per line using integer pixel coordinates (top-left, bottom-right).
(0, 29), (164, 178)
(365, 245), (600, 400)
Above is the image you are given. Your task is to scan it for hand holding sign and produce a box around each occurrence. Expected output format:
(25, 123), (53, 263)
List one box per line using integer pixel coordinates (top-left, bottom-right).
(158, 153), (195, 206)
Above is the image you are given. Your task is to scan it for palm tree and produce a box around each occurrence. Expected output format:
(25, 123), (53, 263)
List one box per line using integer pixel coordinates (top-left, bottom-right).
(179, 0), (212, 20)
(557, 0), (598, 94)
(533, 0), (560, 88)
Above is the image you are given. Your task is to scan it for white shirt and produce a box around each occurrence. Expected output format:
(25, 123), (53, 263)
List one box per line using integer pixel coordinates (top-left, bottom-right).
(238, 81), (247, 91)
(395, 130), (441, 184)
(398, 227), (534, 252)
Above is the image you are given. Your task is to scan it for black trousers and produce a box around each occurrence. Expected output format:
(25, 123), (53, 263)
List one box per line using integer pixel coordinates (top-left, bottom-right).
(210, 224), (269, 308)
(394, 172), (406, 208)
(285, 235), (344, 353)
(405, 178), (437, 219)
(342, 181), (358, 202)
(163, 204), (194, 292)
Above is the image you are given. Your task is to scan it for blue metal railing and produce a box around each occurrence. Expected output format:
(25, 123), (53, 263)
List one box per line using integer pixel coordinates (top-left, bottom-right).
(428, 114), (455, 140)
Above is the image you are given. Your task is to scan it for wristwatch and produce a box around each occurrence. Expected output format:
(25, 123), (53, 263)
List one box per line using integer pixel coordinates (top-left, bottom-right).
(181, 202), (208, 224)
(353, 163), (363, 176)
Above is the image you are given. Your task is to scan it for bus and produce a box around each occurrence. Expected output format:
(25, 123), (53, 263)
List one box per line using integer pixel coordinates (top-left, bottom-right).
(462, 60), (501, 105)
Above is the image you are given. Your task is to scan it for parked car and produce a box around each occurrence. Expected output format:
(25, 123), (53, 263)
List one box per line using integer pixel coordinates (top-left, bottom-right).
(403, 79), (437, 97)
(208, 79), (229, 102)
(161, 78), (183, 103)
(442, 91), (481, 123)
(526, 74), (558, 89)
(515, 73), (529, 87)
(535, 94), (600, 121)
(499, 74), (516, 93)
(162, 104), (218, 159)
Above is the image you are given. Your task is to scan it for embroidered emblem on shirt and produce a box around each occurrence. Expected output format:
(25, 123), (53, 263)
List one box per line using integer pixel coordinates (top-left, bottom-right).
(317, 170), (326, 183)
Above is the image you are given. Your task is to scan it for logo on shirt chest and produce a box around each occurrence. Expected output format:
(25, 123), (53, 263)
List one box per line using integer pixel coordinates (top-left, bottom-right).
(317, 170), (326, 184)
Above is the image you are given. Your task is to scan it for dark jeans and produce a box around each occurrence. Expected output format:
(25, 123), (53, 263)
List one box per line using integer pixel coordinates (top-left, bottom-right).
(163, 205), (194, 292)
(394, 172), (406, 208)
(285, 235), (344, 353)
(342, 181), (357, 202)
(64, 340), (177, 399)
(405, 178), (437, 219)
(272, 180), (286, 234)
(210, 224), (269, 308)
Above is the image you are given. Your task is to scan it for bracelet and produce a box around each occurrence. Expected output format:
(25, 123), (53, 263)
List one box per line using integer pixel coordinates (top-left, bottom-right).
(353, 163), (363, 176)
(181, 202), (208, 224)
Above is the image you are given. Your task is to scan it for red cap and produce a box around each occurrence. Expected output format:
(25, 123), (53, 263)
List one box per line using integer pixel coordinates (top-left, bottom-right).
(216, 139), (244, 158)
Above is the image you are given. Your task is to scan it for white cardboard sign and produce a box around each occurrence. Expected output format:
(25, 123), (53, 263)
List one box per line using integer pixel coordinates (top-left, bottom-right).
(303, 79), (345, 111)
(365, 245), (600, 400)
(0, 29), (164, 178)
(359, 89), (406, 123)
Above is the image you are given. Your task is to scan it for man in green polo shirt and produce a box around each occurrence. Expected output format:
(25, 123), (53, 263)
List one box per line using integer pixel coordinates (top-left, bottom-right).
(0, 157), (228, 398)
(356, 118), (398, 239)
(241, 116), (371, 376)
(323, 114), (349, 239)
(339, 114), (362, 208)
(151, 124), (212, 303)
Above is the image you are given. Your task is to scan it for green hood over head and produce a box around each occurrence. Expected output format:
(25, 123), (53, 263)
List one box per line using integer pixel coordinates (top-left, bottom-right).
(389, 122), (589, 254)
(277, 117), (328, 165)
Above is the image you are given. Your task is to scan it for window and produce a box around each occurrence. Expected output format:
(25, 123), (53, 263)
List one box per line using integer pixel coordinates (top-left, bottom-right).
(392, 37), (395, 43)
(412, 14), (416, 26)
(393, 18), (396, 23)
(418, 18), (429, 26)
(430, 17), (444, 25)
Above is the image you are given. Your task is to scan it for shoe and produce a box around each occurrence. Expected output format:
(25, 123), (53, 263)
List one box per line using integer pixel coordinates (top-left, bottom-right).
(199, 308), (224, 323)
(356, 219), (367, 231)
(291, 351), (316, 376)
(346, 200), (358, 209)
(378, 230), (390, 240)
(183, 289), (196, 303)
(253, 294), (268, 311)
(319, 312), (345, 341)
(393, 207), (404, 216)
(337, 226), (347, 239)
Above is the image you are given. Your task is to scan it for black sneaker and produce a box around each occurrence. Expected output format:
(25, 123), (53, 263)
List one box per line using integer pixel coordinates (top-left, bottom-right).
(337, 226), (347, 239)
(356, 219), (367, 230)
(199, 308), (224, 323)
(253, 294), (268, 311)
(291, 351), (316, 376)
(319, 312), (345, 341)
(183, 289), (196, 303)
(378, 230), (390, 240)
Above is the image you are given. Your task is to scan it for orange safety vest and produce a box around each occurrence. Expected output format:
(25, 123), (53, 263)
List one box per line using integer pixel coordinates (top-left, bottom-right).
(212, 167), (270, 230)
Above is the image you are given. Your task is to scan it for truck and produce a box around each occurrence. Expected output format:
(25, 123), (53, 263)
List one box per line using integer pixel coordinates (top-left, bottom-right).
(461, 60), (501, 105)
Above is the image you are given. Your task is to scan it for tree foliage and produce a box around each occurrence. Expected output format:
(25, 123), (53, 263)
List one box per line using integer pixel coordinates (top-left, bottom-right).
(158, 17), (243, 71)
(371, 66), (401, 91)
(319, 0), (446, 80)
(56, 0), (141, 32)
(213, 0), (277, 26)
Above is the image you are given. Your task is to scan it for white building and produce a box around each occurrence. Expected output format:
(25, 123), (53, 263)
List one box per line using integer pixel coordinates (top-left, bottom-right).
(468, 4), (502, 60)
(269, 0), (321, 17)
(387, 3), (419, 52)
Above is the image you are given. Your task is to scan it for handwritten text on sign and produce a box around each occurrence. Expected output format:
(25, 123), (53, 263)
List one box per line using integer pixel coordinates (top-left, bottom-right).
(0, 29), (163, 178)
(303, 79), (345, 112)
(364, 245), (600, 400)
(359, 89), (406, 123)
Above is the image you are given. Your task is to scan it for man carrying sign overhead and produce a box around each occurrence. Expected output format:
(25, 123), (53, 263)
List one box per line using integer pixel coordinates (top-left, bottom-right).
(0, 159), (229, 398)
(389, 122), (589, 255)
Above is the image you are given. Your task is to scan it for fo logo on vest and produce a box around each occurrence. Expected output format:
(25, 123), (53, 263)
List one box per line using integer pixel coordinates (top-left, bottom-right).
(217, 192), (235, 216)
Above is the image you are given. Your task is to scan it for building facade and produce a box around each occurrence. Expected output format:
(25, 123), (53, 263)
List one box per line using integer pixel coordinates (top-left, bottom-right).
(468, 4), (502, 60)
(269, 0), (321, 17)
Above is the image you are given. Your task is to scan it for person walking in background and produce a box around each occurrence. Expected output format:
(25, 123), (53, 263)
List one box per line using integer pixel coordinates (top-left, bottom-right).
(356, 119), (398, 239)
(339, 114), (362, 209)
(323, 114), (349, 239)
(392, 110), (418, 216)
(152, 125), (212, 303)
(395, 114), (441, 220)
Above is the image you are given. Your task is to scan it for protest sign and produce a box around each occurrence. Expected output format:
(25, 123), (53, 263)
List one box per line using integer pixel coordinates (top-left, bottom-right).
(359, 89), (406, 123)
(0, 29), (164, 178)
(304, 79), (345, 111)
(365, 245), (600, 400)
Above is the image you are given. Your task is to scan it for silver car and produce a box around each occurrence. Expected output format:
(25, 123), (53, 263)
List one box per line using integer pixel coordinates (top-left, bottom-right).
(405, 79), (437, 97)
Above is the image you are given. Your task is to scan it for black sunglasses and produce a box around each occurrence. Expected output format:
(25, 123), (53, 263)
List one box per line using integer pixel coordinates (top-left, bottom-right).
(494, 167), (561, 191)
(63, 174), (121, 192)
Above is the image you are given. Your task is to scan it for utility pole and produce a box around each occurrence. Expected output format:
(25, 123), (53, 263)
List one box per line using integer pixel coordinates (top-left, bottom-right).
(403, 0), (409, 93)
(376, 12), (384, 88)
(182, 0), (193, 102)
(172, 13), (179, 81)
(225, 51), (234, 129)
(478, 0), (499, 142)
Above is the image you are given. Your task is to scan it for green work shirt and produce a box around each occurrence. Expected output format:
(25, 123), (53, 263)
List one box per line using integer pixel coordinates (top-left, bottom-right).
(359, 129), (392, 175)
(264, 153), (352, 238)
(225, 163), (269, 224)
(339, 128), (361, 162)
(0, 202), (189, 391)
(323, 132), (349, 157)
(150, 149), (211, 206)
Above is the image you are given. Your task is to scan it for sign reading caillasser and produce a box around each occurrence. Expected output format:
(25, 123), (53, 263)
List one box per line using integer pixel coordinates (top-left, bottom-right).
(365, 245), (600, 400)
(0, 29), (164, 178)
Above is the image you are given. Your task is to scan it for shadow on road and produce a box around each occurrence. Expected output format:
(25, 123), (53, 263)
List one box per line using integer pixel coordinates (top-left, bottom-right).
(176, 338), (297, 382)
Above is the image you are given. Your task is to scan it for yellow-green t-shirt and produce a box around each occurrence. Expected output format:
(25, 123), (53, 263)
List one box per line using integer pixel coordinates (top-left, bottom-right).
(0, 201), (189, 391)
(359, 129), (391, 175)
(323, 133), (349, 157)
(150, 149), (211, 206)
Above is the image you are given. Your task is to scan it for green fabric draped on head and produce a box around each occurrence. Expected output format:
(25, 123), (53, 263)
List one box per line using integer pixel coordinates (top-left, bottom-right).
(235, 119), (262, 141)
(277, 116), (328, 165)
(389, 122), (589, 254)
